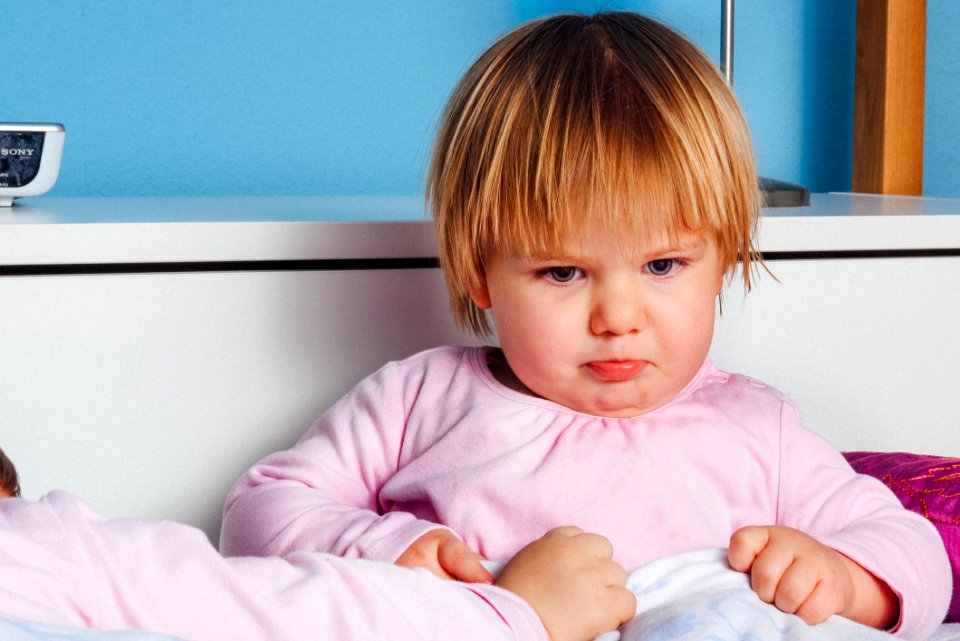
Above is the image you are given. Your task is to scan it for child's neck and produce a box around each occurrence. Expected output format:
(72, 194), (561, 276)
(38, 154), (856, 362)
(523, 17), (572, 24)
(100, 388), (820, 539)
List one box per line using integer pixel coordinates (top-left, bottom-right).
(485, 348), (538, 397)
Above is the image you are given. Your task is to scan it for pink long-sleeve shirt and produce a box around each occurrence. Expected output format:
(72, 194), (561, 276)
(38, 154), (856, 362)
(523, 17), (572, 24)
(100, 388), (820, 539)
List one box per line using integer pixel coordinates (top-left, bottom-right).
(0, 491), (546, 641)
(221, 345), (951, 640)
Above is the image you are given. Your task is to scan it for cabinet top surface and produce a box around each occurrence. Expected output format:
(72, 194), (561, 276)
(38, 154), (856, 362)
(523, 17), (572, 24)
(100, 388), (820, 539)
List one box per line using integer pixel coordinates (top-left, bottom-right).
(3, 192), (960, 224)
(1, 193), (958, 266)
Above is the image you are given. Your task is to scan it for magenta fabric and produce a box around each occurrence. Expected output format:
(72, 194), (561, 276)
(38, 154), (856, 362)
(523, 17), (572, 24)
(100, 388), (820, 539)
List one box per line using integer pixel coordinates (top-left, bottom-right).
(845, 451), (960, 622)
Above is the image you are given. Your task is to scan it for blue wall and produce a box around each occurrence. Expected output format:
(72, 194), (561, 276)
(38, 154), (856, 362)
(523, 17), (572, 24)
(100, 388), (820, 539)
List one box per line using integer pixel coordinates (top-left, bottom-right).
(5, 1), (956, 199)
(924, 1), (960, 199)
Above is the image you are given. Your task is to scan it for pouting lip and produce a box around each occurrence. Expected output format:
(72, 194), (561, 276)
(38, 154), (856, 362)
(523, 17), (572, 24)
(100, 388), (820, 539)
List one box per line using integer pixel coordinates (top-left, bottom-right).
(585, 360), (648, 381)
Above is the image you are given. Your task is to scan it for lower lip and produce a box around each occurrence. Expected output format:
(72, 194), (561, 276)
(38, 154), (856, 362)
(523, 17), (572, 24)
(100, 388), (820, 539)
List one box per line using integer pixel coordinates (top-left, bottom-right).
(587, 360), (648, 381)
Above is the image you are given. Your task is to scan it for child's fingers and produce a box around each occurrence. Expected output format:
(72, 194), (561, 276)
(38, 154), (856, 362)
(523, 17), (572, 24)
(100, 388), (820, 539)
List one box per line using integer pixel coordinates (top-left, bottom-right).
(729, 525), (797, 605)
(772, 559), (818, 615)
(729, 526), (860, 625)
(748, 549), (796, 604)
(543, 526), (615, 561)
(542, 525), (585, 539)
(576, 532), (616, 560)
(727, 525), (771, 571)
(793, 579), (842, 625)
(612, 583), (639, 624)
(395, 529), (457, 580)
(495, 527), (636, 641)
(438, 537), (494, 584)
(396, 555), (454, 580)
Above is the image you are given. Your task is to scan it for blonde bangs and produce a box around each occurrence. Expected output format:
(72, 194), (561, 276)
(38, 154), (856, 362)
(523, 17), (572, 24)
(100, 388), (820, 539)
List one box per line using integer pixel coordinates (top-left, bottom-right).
(428, 13), (760, 335)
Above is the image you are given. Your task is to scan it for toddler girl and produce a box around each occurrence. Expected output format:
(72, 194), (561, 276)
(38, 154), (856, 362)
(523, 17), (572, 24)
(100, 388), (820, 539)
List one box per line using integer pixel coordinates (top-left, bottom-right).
(221, 12), (950, 640)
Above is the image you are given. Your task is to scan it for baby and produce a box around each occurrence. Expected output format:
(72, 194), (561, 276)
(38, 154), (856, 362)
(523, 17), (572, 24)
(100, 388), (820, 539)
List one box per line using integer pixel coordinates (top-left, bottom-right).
(220, 11), (950, 640)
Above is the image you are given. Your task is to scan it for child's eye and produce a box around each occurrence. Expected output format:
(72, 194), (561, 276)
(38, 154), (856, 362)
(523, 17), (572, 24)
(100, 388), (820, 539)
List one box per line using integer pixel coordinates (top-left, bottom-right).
(540, 266), (583, 283)
(646, 258), (681, 277)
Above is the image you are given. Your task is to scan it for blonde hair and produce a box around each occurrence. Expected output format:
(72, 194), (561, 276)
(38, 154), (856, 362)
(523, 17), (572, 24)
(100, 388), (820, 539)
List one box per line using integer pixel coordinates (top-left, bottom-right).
(427, 12), (761, 336)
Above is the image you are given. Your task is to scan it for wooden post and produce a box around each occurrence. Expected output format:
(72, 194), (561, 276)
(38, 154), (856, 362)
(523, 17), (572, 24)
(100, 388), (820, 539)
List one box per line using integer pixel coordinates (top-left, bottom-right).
(853, 0), (927, 195)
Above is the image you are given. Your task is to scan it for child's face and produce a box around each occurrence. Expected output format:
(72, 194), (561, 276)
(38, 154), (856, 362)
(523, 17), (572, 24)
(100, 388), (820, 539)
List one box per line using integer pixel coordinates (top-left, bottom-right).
(470, 220), (723, 418)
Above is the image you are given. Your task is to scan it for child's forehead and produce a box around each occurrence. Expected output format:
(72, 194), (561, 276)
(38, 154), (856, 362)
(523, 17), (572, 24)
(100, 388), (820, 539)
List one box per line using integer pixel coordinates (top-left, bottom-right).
(500, 218), (713, 260)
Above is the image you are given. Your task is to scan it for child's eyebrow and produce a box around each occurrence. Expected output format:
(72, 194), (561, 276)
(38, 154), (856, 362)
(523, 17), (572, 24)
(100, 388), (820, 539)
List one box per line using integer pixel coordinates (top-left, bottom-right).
(650, 239), (709, 254)
(525, 238), (709, 262)
(524, 251), (574, 262)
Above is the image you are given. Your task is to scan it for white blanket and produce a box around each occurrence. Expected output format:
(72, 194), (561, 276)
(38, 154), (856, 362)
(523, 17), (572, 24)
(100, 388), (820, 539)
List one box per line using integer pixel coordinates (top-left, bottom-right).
(610, 548), (897, 641)
(485, 549), (918, 641)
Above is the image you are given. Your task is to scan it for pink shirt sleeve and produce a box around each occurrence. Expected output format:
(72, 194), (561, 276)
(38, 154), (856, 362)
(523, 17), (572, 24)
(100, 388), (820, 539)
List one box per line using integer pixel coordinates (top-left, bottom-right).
(220, 361), (447, 562)
(0, 492), (547, 641)
(774, 401), (951, 640)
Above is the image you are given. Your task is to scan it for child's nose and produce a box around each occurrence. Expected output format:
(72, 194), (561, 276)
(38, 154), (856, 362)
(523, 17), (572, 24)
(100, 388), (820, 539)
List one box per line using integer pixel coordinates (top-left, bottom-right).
(588, 286), (646, 336)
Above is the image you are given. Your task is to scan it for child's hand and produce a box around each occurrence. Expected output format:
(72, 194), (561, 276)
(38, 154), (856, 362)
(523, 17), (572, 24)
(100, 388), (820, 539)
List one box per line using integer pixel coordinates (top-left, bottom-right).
(728, 525), (898, 629)
(395, 529), (494, 583)
(496, 527), (636, 641)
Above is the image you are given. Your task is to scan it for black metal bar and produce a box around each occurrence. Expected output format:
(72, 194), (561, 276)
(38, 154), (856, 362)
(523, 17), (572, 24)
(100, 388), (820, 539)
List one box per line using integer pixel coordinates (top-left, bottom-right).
(0, 257), (441, 277)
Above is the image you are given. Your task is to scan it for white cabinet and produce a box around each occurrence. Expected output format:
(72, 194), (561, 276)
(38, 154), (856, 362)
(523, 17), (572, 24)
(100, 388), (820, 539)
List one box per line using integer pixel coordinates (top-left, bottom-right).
(712, 256), (960, 458)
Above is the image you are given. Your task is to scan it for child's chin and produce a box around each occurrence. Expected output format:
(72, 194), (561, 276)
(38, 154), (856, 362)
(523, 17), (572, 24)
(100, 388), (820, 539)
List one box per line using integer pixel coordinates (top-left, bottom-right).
(571, 397), (651, 419)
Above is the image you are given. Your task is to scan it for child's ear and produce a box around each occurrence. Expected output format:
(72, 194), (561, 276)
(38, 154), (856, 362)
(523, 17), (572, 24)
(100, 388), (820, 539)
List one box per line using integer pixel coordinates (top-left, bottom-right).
(468, 272), (492, 309)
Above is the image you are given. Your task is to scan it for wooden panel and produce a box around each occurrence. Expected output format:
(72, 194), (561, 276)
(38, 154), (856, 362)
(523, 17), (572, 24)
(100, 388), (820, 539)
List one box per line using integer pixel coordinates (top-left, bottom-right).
(853, 0), (927, 195)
